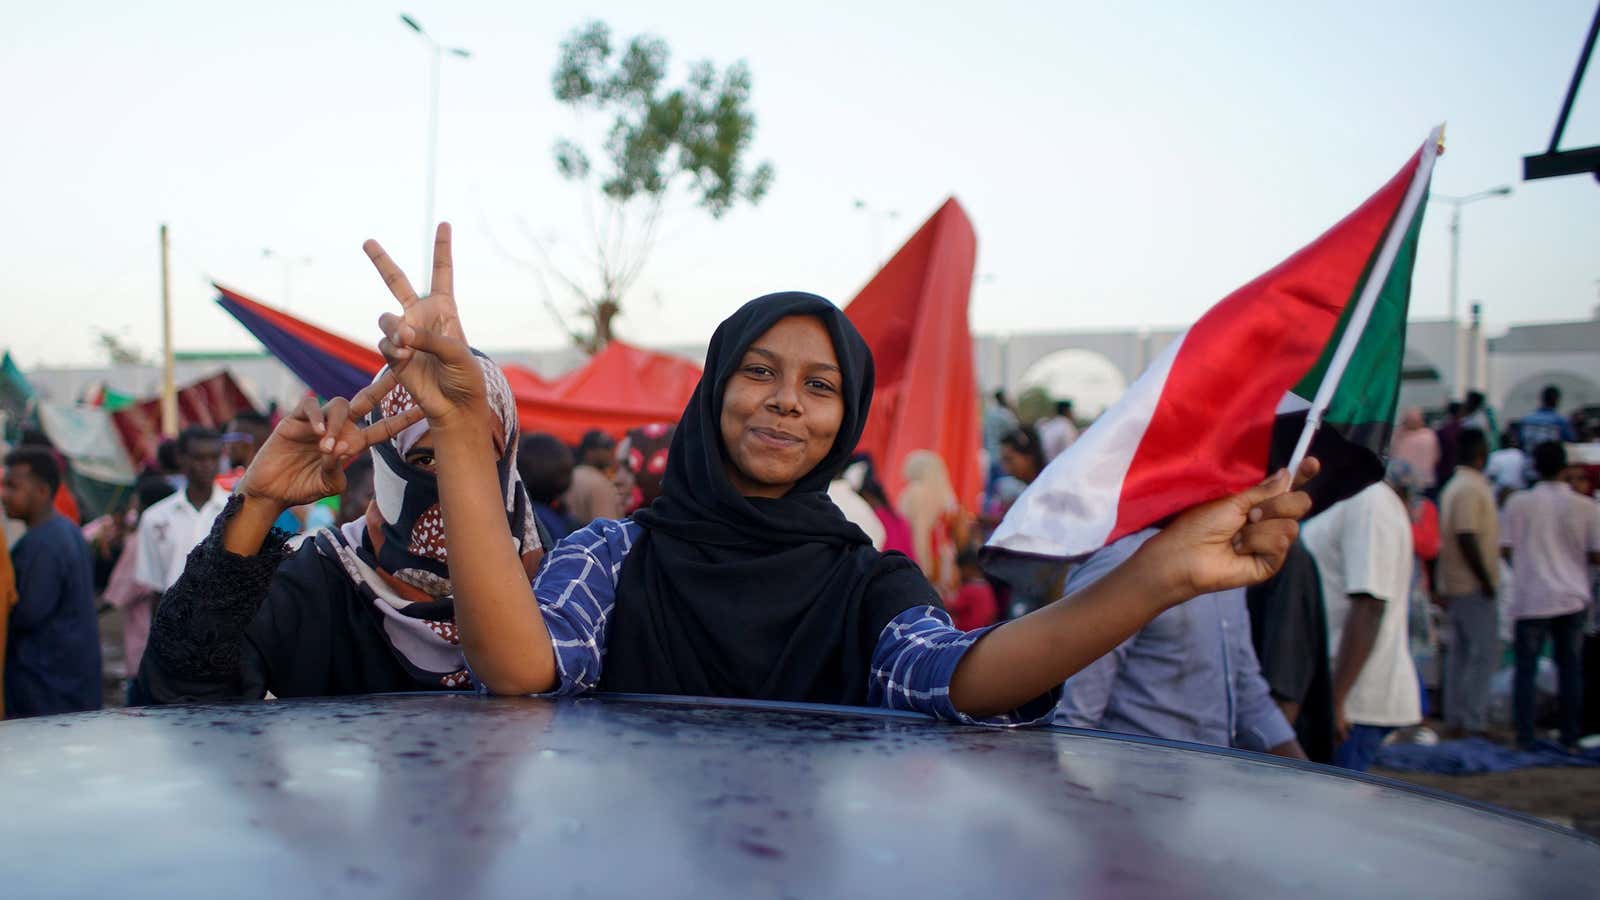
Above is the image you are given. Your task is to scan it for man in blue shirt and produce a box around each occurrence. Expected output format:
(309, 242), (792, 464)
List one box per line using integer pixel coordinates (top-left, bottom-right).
(1, 447), (101, 717)
(1056, 528), (1306, 758)
(1519, 384), (1577, 456)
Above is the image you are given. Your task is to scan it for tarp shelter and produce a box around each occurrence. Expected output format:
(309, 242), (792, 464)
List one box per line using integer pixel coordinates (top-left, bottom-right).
(214, 284), (700, 445)
(845, 198), (982, 509)
(37, 401), (139, 520)
(110, 372), (257, 469)
(0, 351), (36, 440)
(520, 340), (702, 444)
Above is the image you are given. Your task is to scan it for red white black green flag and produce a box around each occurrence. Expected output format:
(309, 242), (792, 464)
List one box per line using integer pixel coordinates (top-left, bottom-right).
(989, 127), (1441, 560)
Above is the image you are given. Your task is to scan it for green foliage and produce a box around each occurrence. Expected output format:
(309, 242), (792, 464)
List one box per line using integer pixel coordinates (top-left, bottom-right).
(550, 20), (773, 219)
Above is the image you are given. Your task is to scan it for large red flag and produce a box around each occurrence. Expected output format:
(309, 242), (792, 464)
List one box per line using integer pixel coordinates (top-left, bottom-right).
(846, 198), (981, 508)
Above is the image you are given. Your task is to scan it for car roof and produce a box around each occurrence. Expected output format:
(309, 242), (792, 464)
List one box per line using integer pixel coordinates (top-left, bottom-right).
(2, 692), (1596, 898)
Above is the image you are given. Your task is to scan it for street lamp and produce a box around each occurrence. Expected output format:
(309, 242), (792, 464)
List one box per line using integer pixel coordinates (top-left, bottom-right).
(1430, 186), (1510, 395)
(401, 14), (471, 291)
(852, 199), (900, 268)
(261, 249), (312, 308)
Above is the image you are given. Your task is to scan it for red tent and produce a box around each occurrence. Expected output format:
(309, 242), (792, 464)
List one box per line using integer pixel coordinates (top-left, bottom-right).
(523, 339), (703, 444)
(845, 198), (981, 509)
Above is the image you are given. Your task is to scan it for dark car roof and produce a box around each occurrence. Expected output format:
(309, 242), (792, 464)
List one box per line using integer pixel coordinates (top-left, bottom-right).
(2, 693), (1596, 898)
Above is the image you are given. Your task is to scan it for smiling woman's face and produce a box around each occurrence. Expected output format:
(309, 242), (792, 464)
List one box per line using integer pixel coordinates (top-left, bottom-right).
(719, 315), (845, 499)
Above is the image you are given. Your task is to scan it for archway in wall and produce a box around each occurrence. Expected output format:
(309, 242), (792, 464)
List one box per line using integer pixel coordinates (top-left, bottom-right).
(1396, 346), (1448, 416)
(1502, 371), (1600, 421)
(1017, 349), (1128, 420)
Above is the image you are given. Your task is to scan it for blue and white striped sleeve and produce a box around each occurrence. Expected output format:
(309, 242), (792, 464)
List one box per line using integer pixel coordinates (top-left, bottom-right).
(499, 519), (637, 697)
(868, 606), (1060, 727)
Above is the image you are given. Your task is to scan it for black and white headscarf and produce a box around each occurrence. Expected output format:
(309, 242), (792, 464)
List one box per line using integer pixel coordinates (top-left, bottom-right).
(312, 355), (547, 688)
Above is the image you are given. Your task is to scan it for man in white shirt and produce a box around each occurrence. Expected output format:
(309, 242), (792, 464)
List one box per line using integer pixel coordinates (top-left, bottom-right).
(1501, 441), (1600, 749)
(1300, 462), (1420, 771)
(1036, 400), (1079, 463)
(135, 427), (228, 595)
(1483, 438), (1528, 498)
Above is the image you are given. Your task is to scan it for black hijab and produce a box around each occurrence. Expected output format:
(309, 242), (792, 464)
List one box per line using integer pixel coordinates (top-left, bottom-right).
(602, 292), (939, 704)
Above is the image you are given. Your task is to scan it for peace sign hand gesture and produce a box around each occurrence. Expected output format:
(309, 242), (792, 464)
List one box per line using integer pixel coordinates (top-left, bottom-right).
(234, 372), (424, 511)
(363, 223), (489, 432)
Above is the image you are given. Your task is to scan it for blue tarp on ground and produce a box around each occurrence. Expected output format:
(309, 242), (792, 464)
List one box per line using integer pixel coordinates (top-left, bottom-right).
(1376, 737), (1600, 775)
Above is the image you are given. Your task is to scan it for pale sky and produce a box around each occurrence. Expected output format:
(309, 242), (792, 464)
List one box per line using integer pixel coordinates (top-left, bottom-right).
(4, 0), (1597, 369)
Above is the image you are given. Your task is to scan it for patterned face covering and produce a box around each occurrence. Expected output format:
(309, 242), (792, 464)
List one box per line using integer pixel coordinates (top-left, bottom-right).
(363, 357), (540, 596)
(312, 355), (547, 688)
(617, 422), (676, 512)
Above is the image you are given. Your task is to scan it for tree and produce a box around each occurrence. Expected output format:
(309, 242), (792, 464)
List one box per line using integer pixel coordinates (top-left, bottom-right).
(537, 21), (774, 352)
(95, 330), (146, 366)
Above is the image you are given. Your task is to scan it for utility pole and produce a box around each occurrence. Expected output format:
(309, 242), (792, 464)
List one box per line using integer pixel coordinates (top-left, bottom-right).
(401, 14), (471, 290)
(159, 224), (178, 437)
(1431, 187), (1510, 396)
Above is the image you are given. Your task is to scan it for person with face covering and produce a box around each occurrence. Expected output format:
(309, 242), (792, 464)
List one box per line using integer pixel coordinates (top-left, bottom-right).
(132, 349), (546, 704)
(612, 423), (675, 515)
(366, 224), (1319, 722)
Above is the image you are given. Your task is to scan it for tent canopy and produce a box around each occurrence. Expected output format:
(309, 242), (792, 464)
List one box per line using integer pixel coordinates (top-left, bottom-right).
(214, 284), (698, 445)
(214, 199), (980, 503)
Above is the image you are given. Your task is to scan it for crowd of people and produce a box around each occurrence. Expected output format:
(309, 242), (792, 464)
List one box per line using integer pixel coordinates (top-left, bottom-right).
(1, 228), (1594, 778)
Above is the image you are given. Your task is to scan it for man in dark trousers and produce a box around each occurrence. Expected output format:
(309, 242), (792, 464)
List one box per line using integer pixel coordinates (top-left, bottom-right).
(1, 447), (101, 717)
(1246, 539), (1336, 763)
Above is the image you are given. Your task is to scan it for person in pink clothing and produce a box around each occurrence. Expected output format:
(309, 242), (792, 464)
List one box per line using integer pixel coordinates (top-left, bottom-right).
(851, 461), (915, 559)
(104, 476), (177, 680)
(947, 549), (998, 632)
(1389, 406), (1440, 492)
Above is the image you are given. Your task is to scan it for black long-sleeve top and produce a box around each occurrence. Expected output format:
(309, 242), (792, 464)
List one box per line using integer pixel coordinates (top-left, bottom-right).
(133, 496), (448, 705)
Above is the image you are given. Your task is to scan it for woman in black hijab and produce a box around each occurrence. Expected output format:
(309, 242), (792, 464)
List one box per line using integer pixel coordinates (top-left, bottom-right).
(366, 225), (1317, 722)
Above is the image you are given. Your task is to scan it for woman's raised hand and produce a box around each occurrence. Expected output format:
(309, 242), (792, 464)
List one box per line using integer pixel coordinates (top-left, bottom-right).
(235, 373), (424, 510)
(1139, 457), (1322, 601)
(363, 222), (488, 430)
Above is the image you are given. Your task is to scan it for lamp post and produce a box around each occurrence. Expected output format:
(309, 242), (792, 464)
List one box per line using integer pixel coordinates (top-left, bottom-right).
(400, 14), (470, 291)
(261, 249), (311, 308)
(852, 199), (900, 269)
(1430, 186), (1511, 394)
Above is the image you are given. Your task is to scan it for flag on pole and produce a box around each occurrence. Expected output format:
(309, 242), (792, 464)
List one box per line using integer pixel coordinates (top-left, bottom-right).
(988, 127), (1442, 561)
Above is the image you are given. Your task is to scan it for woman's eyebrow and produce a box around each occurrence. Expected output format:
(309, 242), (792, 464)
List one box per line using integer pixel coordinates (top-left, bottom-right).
(745, 346), (841, 374)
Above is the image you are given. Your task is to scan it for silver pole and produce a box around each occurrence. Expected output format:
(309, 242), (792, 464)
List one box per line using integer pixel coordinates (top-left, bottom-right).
(1449, 203), (1462, 396)
(423, 44), (441, 292)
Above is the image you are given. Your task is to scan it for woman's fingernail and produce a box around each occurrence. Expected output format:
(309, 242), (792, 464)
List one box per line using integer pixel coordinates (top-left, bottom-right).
(1249, 507), (1263, 523)
(321, 438), (333, 451)
(334, 442), (349, 456)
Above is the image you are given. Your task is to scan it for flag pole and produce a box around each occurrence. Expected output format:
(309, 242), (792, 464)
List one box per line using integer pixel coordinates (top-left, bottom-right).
(1286, 126), (1444, 476)
(159, 224), (178, 438)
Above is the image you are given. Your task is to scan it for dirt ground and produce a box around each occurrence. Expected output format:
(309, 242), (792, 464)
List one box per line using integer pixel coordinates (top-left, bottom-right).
(1374, 723), (1600, 838)
(1376, 762), (1600, 837)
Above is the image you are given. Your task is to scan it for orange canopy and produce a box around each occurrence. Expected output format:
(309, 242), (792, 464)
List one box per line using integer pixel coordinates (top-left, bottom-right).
(845, 198), (981, 509)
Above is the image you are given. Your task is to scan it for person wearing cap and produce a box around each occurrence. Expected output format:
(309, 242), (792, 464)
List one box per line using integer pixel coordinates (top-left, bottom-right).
(1300, 459), (1421, 771)
(562, 429), (622, 527)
